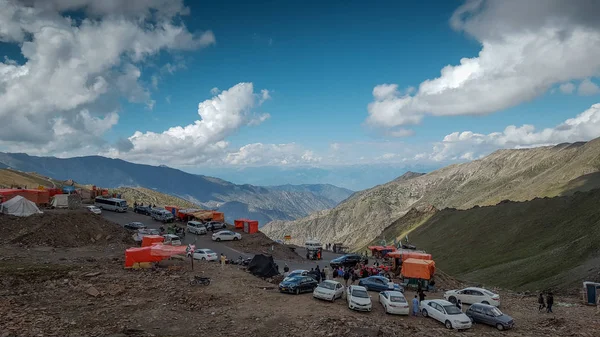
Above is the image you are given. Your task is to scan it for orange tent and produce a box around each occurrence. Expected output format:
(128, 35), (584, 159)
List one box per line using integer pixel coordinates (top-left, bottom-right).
(124, 244), (189, 268)
(401, 258), (435, 280)
(234, 219), (259, 233)
(387, 251), (432, 261)
(141, 235), (164, 247)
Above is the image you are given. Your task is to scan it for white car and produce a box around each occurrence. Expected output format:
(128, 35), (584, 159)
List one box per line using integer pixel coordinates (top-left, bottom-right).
(346, 285), (372, 312)
(192, 249), (218, 261)
(444, 287), (501, 307)
(86, 205), (102, 215)
(212, 230), (241, 242)
(162, 234), (182, 246)
(187, 221), (207, 235)
(420, 299), (472, 330)
(313, 280), (344, 302)
(379, 290), (409, 315)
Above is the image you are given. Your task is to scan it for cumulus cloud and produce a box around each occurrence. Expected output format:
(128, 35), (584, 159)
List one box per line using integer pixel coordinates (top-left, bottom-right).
(559, 82), (575, 94)
(578, 79), (600, 96)
(224, 143), (321, 166)
(367, 0), (600, 132)
(429, 103), (600, 162)
(109, 83), (272, 164)
(0, 0), (214, 153)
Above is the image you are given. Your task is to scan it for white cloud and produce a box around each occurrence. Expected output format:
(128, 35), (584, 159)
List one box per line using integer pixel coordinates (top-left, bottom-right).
(578, 79), (600, 96)
(429, 103), (600, 162)
(0, 0), (214, 153)
(111, 83), (272, 164)
(559, 82), (575, 94)
(210, 87), (220, 95)
(259, 89), (271, 104)
(224, 143), (321, 166)
(367, 0), (600, 133)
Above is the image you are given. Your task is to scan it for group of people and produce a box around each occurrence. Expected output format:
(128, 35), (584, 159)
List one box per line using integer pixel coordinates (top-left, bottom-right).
(538, 292), (554, 313)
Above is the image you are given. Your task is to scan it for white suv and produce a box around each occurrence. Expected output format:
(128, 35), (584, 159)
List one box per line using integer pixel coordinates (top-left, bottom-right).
(187, 221), (207, 235)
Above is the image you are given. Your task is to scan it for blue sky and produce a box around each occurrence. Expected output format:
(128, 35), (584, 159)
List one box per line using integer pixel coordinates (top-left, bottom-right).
(1, 0), (600, 189)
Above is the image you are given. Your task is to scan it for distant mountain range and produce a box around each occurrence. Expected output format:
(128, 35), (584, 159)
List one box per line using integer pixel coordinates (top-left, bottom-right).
(262, 138), (600, 249)
(0, 153), (353, 225)
(193, 164), (438, 191)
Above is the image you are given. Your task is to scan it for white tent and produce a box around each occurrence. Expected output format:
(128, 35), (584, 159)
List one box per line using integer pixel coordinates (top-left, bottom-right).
(51, 194), (69, 209)
(1, 195), (43, 217)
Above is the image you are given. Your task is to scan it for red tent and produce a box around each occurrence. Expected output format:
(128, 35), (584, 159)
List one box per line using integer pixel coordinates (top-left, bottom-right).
(234, 219), (259, 234)
(124, 244), (188, 268)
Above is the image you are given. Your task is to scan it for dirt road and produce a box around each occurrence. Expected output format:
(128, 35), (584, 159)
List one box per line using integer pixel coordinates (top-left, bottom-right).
(100, 209), (342, 271)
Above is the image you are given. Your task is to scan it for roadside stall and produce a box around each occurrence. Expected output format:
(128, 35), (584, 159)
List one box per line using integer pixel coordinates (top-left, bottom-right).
(124, 244), (189, 268)
(368, 245), (397, 258)
(400, 258), (436, 290)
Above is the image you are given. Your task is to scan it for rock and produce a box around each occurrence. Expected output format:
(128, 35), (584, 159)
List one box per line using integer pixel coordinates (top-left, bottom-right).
(86, 286), (100, 297)
(95, 234), (103, 241)
(83, 272), (102, 277)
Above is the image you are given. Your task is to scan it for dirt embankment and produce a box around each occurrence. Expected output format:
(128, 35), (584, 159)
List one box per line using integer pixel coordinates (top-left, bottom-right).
(0, 211), (133, 247)
(225, 228), (303, 261)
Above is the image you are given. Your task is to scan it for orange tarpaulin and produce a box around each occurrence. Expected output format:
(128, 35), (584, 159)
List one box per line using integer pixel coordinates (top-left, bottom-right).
(387, 251), (432, 261)
(401, 258), (435, 280)
(124, 244), (189, 268)
(141, 235), (164, 247)
(367, 245), (397, 252)
(234, 219), (259, 233)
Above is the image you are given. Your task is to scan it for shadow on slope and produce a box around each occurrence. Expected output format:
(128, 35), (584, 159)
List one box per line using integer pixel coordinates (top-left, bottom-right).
(407, 189), (600, 292)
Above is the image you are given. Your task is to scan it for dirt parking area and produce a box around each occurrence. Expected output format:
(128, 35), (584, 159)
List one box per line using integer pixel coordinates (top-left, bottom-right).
(1, 242), (599, 337)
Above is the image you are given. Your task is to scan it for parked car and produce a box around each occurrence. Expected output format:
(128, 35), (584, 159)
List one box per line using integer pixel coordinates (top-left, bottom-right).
(205, 221), (227, 231)
(133, 205), (152, 215)
(85, 205), (102, 215)
(313, 280), (344, 302)
(278, 276), (318, 295)
(151, 209), (175, 223)
(346, 285), (372, 312)
(444, 287), (501, 307)
(329, 254), (368, 268)
(187, 221), (207, 235)
(420, 299), (472, 330)
(162, 234), (181, 246)
(124, 222), (147, 230)
(466, 303), (515, 331)
(212, 230), (241, 242)
(379, 290), (409, 315)
(192, 249), (218, 261)
(359, 276), (403, 292)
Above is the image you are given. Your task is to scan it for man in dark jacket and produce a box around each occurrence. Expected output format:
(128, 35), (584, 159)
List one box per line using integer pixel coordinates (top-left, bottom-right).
(546, 292), (554, 313)
(538, 293), (546, 311)
(343, 268), (351, 286)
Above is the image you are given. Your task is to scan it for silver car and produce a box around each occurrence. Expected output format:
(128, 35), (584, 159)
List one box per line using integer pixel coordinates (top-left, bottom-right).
(187, 221), (207, 235)
(466, 303), (515, 331)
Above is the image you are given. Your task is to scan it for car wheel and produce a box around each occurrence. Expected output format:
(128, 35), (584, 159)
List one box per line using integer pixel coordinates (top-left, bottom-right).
(233, 237), (239, 241)
(216, 238), (221, 242)
(496, 323), (504, 331)
(448, 296), (457, 304)
(445, 320), (453, 329)
(482, 301), (490, 305)
(421, 309), (428, 317)
(295, 288), (300, 295)
(201, 257), (206, 261)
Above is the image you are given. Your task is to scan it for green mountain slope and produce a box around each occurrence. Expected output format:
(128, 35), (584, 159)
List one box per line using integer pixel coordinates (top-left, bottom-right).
(404, 188), (600, 292)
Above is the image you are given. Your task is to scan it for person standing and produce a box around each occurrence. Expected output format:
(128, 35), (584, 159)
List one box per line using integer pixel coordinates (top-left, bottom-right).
(220, 253), (226, 269)
(546, 292), (554, 313)
(538, 293), (546, 312)
(320, 268), (326, 282)
(323, 265), (330, 280)
(419, 289), (426, 303)
(412, 295), (419, 316)
(343, 268), (350, 286)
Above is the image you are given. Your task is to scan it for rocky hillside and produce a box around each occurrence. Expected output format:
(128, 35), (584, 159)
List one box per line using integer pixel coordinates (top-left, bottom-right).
(262, 138), (600, 248)
(405, 188), (600, 292)
(0, 154), (352, 225)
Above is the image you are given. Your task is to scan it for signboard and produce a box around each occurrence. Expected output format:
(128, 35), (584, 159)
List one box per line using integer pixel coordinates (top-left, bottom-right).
(284, 235), (291, 241)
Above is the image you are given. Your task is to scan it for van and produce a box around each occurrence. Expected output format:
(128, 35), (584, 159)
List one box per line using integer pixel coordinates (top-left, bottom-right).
(151, 209), (174, 223)
(305, 239), (322, 250)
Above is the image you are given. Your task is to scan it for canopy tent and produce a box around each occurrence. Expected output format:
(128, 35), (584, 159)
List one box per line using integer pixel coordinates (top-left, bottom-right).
(1, 195), (42, 217)
(367, 245), (397, 258)
(141, 235), (164, 247)
(124, 244), (188, 268)
(387, 251), (432, 261)
(234, 219), (259, 233)
(247, 254), (279, 278)
(401, 258), (435, 280)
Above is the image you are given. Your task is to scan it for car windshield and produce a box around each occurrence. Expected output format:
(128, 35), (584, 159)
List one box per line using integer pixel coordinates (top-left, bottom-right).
(352, 289), (369, 298)
(390, 296), (406, 303)
(286, 277), (302, 283)
(444, 305), (462, 315)
(205, 250), (215, 255)
(490, 308), (503, 316)
(319, 282), (336, 290)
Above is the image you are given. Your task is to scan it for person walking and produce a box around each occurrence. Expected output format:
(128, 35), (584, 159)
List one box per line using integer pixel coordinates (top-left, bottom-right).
(343, 268), (350, 286)
(323, 266), (330, 280)
(538, 293), (546, 312)
(412, 295), (419, 316)
(456, 299), (463, 311)
(546, 292), (554, 313)
(220, 253), (226, 269)
(419, 289), (426, 303)
(320, 268), (326, 282)
(351, 269), (358, 285)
